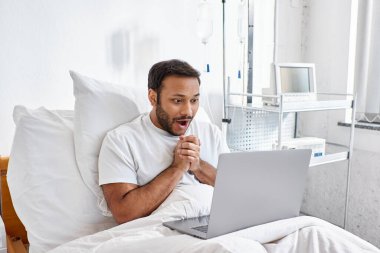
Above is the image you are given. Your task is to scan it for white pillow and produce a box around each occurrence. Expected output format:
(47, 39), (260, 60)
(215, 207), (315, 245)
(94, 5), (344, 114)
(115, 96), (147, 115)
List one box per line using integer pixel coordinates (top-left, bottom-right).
(7, 106), (116, 253)
(71, 71), (212, 216)
(70, 71), (145, 215)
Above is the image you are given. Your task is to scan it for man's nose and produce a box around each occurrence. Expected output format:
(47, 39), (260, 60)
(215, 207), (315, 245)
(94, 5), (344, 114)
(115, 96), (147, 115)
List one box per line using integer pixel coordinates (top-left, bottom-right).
(180, 101), (192, 116)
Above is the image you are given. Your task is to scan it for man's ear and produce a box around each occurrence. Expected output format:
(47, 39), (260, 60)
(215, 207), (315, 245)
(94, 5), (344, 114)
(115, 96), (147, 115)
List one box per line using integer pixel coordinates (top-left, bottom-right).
(148, 89), (157, 106)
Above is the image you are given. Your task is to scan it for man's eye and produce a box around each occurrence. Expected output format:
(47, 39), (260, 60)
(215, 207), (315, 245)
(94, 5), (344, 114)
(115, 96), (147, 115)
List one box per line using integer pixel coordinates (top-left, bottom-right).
(173, 99), (182, 103)
(191, 98), (199, 103)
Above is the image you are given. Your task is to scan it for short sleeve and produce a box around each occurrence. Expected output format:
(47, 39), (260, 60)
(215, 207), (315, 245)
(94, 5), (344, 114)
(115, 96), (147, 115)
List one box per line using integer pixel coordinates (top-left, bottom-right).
(98, 131), (138, 185)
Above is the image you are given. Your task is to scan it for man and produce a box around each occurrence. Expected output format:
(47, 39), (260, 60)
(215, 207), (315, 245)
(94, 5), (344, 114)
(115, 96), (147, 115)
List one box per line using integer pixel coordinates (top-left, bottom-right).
(98, 59), (229, 224)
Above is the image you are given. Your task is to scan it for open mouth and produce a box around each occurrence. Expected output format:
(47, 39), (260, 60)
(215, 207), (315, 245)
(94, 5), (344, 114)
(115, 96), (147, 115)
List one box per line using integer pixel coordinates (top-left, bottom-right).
(178, 120), (188, 126)
(173, 117), (193, 132)
(174, 118), (192, 130)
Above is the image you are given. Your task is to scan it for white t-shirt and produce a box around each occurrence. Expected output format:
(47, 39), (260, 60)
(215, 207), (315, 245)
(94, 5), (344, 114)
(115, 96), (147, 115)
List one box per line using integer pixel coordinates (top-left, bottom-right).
(98, 113), (229, 186)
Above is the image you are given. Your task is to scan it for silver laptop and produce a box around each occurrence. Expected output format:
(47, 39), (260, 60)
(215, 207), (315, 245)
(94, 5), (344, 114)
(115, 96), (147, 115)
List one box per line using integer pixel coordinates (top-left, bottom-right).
(163, 149), (311, 239)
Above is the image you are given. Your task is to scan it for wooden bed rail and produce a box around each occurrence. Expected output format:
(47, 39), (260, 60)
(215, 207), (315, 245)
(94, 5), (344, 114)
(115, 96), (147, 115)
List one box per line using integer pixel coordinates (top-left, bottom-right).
(0, 156), (28, 244)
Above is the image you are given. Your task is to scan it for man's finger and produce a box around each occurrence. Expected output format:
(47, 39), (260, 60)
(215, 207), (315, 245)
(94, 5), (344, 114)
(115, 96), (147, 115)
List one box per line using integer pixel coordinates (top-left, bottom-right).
(180, 142), (200, 152)
(179, 149), (199, 158)
(181, 135), (200, 145)
(179, 155), (196, 163)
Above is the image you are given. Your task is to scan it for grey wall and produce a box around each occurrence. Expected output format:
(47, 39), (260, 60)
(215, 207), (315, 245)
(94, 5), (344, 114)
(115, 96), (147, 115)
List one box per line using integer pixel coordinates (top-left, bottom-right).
(301, 147), (380, 248)
(347, 148), (380, 246)
(294, 0), (380, 248)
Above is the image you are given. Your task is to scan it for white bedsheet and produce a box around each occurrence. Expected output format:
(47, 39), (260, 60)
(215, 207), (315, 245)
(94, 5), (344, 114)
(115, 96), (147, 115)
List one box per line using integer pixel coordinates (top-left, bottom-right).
(49, 184), (380, 253)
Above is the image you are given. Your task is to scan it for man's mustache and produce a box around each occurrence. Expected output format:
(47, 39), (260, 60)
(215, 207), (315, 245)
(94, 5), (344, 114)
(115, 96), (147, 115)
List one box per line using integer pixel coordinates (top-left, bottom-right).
(173, 116), (193, 121)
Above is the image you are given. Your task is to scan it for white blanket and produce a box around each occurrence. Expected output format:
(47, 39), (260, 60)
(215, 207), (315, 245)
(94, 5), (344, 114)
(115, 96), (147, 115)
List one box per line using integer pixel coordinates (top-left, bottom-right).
(49, 185), (380, 253)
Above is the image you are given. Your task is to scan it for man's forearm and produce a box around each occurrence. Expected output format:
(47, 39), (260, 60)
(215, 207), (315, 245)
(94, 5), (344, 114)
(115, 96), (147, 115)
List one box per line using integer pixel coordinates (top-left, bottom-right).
(192, 160), (216, 186)
(117, 166), (184, 223)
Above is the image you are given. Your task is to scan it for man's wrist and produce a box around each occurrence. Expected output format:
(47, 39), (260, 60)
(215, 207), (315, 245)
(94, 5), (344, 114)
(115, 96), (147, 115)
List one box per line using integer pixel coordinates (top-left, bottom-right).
(170, 164), (188, 173)
(189, 160), (202, 176)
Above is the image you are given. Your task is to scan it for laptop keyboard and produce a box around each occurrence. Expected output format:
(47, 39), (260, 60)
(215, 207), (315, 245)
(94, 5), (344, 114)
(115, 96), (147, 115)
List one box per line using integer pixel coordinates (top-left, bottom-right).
(192, 225), (208, 233)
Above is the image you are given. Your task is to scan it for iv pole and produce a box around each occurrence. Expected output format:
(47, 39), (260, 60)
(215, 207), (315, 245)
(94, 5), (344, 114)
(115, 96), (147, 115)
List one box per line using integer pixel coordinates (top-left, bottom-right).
(222, 0), (229, 122)
(221, 0), (231, 140)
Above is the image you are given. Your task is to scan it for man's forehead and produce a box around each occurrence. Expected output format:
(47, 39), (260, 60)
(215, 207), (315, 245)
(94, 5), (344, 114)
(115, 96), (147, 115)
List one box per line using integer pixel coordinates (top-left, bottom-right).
(161, 76), (199, 86)
(160, 77), (200, 96)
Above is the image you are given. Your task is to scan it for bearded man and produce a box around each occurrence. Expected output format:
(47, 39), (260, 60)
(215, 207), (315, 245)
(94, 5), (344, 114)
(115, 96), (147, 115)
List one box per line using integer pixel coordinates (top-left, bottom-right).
(98, 59), (229, 224)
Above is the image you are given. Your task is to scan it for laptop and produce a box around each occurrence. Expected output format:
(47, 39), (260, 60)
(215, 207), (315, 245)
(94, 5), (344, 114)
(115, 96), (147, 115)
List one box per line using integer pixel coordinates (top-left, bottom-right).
(163, 149), (311, 239)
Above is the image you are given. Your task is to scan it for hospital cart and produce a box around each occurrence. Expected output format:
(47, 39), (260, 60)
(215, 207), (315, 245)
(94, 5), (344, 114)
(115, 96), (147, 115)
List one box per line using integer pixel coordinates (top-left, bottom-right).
(224, 89), (356, 229)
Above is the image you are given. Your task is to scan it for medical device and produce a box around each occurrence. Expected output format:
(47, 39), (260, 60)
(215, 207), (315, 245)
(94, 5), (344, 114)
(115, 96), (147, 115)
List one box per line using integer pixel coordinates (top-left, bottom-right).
(196, 0), (213, 72)
(274, 137), (325, 158)
(263, 63), (317, 106)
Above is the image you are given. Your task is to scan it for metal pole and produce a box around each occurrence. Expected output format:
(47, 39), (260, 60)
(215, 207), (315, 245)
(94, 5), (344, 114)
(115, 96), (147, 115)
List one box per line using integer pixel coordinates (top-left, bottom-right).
(247, 0), (254, 104)
(344, 94), (357, 229)
(221, 0), (231, 140)
(277, 94), (283, 149)
(222, 0), (227, 120)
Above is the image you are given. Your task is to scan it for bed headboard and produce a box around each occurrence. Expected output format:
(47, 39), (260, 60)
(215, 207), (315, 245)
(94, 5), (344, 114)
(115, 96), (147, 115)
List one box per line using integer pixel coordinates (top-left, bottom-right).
(0, 156), (28, 244)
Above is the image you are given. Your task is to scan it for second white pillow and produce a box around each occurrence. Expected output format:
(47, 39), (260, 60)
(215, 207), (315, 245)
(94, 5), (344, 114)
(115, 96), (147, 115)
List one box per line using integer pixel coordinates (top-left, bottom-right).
(71, 71), (146, 215)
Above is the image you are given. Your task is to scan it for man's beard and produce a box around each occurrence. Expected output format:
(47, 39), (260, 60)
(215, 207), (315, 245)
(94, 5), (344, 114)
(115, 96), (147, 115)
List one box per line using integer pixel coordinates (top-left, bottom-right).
(156, 104), (192, 136)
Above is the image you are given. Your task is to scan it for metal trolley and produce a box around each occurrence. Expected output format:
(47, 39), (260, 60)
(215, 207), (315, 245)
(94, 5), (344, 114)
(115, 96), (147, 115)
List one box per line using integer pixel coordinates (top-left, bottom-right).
(223, 87), (356, 229)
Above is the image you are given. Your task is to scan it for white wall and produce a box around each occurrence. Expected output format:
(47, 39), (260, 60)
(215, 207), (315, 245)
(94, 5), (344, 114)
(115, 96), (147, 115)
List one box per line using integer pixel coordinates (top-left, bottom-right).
(252, 0), (275, 94)
(0, 0), (225, 155)
(277, 0), (304, 62)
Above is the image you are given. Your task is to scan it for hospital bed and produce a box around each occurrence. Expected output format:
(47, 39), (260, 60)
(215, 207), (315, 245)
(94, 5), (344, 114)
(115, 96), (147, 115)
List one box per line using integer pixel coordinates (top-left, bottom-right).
(2, 71), (379, 253)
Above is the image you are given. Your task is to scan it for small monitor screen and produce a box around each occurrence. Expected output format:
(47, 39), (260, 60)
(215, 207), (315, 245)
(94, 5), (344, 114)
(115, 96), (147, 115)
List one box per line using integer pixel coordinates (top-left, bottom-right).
(280, 67), (311, 93)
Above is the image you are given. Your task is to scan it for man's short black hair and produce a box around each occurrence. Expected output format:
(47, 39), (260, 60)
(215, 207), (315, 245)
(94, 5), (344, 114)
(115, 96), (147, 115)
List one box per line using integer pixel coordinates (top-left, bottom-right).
(148, 59), (201, 103)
